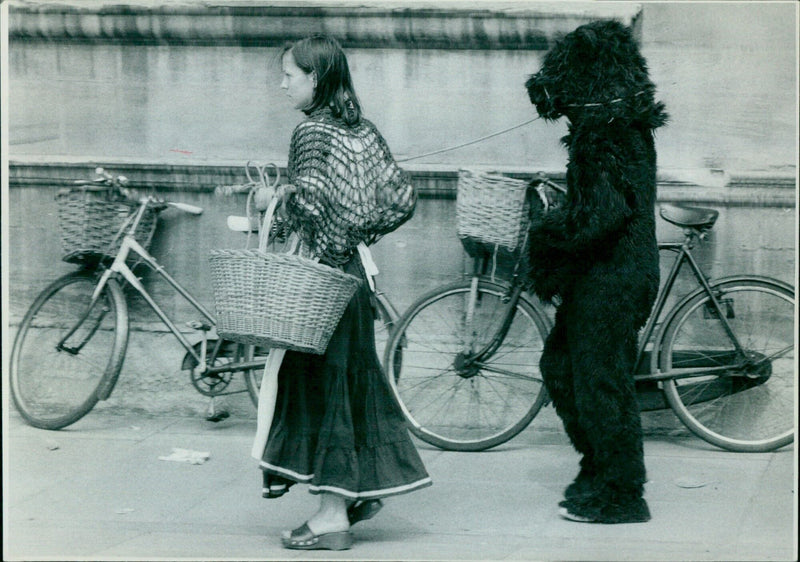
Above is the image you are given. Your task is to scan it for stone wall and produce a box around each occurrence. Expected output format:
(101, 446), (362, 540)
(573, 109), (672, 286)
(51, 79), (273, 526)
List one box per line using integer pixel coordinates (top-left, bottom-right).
(7, 1), (643, 48)
(3, 1), (796, 422)
(7, 2), (797, 179)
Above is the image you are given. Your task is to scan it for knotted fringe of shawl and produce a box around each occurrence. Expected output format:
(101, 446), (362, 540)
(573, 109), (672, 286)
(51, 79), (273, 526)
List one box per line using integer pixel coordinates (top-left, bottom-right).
(284, 109), (417, 266)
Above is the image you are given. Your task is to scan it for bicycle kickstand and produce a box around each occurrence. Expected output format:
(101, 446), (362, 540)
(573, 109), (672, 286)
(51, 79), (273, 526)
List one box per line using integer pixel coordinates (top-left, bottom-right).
(205, 397), (230, 423)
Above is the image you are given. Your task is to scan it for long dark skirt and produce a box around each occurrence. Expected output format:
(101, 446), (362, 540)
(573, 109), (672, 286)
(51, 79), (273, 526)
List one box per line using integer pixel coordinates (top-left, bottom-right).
(259, 257), (431, 500)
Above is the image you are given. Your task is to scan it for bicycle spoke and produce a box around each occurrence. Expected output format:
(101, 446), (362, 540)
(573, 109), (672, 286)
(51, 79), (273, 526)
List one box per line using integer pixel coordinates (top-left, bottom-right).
(388, 280), (550, 450)
(11, 272), (127, 429)
(661, 281), (794, 451)
(751, 342), (794, 363)
(475, 364), (544, 382)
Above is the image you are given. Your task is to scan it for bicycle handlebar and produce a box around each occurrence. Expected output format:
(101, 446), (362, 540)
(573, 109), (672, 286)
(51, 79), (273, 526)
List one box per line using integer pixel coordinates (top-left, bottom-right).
(166, 201), (204, 215)
(531, 172), (567, 194)
(58, 169), (127, 198)
(215, 161), (281, 196)
(72, 167), (129, 188)
(215, 183), (255, 195)
(134, 195), (203, 215)
(57, 168), (206, 217)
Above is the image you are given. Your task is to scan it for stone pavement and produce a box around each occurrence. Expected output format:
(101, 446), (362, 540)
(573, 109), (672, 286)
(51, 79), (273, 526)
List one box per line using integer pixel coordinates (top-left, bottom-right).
(3, 409), (796, 561)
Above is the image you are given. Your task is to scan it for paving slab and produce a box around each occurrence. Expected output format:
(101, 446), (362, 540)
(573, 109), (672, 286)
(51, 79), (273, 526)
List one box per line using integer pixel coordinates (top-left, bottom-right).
(3, 410), (796, 561)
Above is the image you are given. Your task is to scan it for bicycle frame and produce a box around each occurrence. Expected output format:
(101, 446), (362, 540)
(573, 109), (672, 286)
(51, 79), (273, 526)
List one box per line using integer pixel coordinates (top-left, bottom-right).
(460, 228), (784, 388)
(87, 197), (402, 383)
(459, 251), (529, 368)
(632, 234), (768, 383)
(88, 199), (264, 376)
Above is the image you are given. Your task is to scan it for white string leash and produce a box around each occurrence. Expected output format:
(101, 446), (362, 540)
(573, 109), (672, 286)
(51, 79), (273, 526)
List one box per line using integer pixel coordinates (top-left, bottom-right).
(398, 116), (541, 163)
(396, 90), (648, 163)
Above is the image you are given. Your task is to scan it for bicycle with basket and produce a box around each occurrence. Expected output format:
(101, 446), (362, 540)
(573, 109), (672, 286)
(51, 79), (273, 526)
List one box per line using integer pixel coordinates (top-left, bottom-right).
(383, 168), (795, 453)
(9, 164), (401, 430)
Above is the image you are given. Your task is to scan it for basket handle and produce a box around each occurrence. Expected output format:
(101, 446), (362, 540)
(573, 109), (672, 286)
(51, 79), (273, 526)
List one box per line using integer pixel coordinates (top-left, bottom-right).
(258, 194), (305, 257)
(244, 163), (282, 249)
(246, 161), (281, 190)
(258, 196), (280, 253)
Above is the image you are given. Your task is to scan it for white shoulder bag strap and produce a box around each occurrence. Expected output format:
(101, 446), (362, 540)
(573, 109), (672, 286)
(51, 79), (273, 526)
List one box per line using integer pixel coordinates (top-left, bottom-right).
(251, 195), (287, 460)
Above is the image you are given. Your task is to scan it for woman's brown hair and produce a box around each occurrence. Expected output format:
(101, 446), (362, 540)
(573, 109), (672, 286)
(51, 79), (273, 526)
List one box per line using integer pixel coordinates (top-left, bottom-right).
(283, 35), (362, 125)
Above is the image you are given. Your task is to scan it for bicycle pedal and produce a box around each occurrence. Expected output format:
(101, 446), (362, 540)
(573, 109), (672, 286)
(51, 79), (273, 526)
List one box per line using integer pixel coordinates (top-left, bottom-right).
(206, 410), (230, 423)
(187, 320), (212, 331)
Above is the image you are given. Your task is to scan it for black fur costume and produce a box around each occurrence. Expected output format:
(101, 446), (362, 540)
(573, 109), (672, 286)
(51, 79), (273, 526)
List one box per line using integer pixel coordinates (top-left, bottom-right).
(525, 20), (667, 523)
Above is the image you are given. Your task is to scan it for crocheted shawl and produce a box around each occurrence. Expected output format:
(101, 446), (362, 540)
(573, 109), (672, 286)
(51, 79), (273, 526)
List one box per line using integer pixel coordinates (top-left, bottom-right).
(284, 108), (416, 266)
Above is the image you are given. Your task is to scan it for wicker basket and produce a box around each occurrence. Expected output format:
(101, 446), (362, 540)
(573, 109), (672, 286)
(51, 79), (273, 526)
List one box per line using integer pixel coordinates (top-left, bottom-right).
(456, 169), (530, 255)
(57, 188), (158, 264)
(208, 198), (360, 354)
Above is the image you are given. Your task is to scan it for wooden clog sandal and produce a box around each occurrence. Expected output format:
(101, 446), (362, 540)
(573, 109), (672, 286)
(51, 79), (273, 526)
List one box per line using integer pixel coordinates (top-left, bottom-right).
(281, 523), (353, 551)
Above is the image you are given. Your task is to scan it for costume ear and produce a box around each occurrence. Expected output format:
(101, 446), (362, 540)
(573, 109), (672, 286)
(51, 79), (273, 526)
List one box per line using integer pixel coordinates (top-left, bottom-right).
(576, 26), (598, 48)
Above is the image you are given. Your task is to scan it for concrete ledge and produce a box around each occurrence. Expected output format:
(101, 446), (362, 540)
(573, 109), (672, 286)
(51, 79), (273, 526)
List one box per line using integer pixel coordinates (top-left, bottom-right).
(9, 159), (797, 207)
(8, 0), (642, 49)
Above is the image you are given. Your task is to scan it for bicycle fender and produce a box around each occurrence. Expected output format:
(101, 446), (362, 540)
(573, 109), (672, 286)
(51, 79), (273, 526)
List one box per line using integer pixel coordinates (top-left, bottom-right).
(649, 274), (794, 371)
(708, 274), (794, 295)
(95, 277), (129, 401)
(181, 342), (204, 370)
(520, 289), (555, 331)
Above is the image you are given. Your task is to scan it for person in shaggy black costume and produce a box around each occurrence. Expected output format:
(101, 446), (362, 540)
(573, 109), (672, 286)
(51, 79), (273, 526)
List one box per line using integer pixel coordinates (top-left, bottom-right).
(525, 20), (667, 523)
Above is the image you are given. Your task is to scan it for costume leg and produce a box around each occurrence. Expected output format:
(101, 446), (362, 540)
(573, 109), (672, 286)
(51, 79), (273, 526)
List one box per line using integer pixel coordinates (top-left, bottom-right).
(562, 292), (649, 523)
(541, 306), (596, 500)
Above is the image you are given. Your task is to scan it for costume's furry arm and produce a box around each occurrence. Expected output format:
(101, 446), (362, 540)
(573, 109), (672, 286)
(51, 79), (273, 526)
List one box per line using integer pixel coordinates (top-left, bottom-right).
(532, 137), (633, 253)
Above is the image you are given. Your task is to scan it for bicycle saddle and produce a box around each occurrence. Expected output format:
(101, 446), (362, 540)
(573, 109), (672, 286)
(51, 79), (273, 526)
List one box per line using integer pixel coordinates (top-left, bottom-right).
(659, 203), (719, 230)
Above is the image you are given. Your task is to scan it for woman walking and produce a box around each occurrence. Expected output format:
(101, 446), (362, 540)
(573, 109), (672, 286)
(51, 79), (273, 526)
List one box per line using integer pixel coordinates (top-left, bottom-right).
(254, 34), (431, 551)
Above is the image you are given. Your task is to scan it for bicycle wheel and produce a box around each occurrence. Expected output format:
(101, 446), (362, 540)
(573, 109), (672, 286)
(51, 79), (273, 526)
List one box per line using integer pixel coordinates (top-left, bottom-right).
(384, 278), (551, 451)
(657, 278), (794, 452)
(373, 293), (400, 376)
(244, 297), (396, 405)
(10, 271), (129, 430)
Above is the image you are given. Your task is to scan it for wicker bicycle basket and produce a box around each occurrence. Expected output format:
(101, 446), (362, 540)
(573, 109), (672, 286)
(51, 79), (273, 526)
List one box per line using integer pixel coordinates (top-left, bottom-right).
(56, 188), (158, 264)
(456, 169), (530, 255)
(208, 198), (360, 354)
